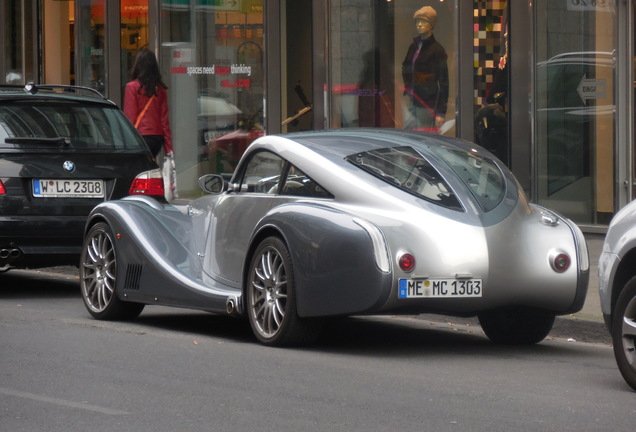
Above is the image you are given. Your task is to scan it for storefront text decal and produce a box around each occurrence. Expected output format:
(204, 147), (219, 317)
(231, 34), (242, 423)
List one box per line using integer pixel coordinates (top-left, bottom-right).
(171, 64), (252, 87)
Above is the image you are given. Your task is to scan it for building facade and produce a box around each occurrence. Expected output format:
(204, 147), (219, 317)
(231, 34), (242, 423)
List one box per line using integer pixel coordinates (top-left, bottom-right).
(3, 0), (634, 231)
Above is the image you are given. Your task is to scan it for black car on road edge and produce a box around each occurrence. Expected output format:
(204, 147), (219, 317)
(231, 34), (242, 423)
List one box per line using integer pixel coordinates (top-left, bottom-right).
(0, 83), (163, 271)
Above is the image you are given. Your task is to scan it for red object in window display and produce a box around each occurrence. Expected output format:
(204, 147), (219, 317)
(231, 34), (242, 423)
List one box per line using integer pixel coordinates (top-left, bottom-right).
(207, 128), (265, 173)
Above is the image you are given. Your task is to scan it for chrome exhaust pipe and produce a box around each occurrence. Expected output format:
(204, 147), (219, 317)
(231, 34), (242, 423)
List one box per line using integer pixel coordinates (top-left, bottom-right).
(226, 296), (243, 316)
(0, 248), (23, 266)
(0, 248), (22, 259)
(226, 298), (236, 315)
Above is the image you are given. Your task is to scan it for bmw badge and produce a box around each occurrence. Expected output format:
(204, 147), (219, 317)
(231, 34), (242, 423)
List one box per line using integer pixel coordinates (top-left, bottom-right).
(63, 161), (75, 172)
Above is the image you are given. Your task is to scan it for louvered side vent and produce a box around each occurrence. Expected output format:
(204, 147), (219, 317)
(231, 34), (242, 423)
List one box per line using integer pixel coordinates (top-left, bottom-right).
(123, 264), (142, 291)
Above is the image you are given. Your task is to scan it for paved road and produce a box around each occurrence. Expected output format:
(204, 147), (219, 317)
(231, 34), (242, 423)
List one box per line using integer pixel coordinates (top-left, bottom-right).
(1, 267), (634, 432)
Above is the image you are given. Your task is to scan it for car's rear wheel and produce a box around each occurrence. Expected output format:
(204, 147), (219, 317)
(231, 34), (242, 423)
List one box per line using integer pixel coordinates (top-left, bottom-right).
(611, 277), (636, 391)
(80, 222), (144, 320)
(246, 237), (321, 346)
(478, 307), (555, 345)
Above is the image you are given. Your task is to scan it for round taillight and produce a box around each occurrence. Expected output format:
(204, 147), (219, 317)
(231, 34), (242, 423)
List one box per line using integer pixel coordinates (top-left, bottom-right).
(399, 253), (415, 272)
(552, 253), (571, 273)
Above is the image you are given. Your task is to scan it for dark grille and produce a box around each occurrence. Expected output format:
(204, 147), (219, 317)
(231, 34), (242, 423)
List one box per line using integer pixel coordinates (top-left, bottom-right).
(123, 264), (142, 291)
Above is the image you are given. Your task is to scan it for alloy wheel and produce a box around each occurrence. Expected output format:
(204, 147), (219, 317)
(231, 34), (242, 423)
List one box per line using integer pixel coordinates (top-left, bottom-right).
(81, 224), (117, 314)
(249, 244), (289, 339)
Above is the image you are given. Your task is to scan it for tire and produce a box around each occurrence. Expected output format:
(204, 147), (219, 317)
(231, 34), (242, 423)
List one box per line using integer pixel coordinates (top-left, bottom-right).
(80, 222), (144, 320)
(246, 237), (321, 346)
(478, 307), (555, 345)
(611, 277), (636, 391)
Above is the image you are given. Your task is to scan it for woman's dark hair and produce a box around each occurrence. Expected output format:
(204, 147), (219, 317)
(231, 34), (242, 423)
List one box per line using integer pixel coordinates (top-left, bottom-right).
(131, 49), (167, 97)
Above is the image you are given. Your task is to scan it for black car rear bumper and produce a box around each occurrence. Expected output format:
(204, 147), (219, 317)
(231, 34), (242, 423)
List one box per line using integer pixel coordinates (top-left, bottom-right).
(0, 215), (86, 269)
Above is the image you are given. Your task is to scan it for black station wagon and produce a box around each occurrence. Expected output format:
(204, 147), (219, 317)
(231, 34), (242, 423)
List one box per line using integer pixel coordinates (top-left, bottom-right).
(0, 83), (162, 271)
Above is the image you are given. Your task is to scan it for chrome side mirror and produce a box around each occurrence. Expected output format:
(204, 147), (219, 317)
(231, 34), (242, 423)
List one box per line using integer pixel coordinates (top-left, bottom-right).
(198, 174), (228, 194)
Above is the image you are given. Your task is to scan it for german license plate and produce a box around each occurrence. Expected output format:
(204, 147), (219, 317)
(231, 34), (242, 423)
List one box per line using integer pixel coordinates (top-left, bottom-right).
(33, 179), (105, 198)
(398, 278), (482, 298)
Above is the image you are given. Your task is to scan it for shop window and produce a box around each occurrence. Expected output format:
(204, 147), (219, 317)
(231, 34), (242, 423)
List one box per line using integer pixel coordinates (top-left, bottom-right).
(472, 0), (509, 166)
(120, 0), (150, 100)
(328, 1), (456, 136)
(2, 1), (33, 85)
(161, 0), (264, 198)
(76, 1), (106, 92)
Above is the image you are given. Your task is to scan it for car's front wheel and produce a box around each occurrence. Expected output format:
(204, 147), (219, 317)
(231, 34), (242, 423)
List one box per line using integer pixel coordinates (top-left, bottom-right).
(612, 276), (636, 391)
(478, 307), (555, 345)
(80, 222), (144, 320)
(246, 237), (321, 346)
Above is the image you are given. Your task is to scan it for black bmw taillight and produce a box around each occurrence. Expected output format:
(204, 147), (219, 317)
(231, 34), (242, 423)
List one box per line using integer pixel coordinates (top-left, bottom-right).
(129, 169), (164, 196)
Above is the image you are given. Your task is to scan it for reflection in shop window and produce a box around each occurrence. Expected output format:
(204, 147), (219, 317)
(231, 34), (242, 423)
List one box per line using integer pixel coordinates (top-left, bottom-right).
(534, 0), (616, 225)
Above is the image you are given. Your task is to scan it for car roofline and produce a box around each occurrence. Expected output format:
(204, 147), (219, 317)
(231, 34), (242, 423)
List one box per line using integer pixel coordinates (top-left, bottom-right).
(0, 83), (111, 104)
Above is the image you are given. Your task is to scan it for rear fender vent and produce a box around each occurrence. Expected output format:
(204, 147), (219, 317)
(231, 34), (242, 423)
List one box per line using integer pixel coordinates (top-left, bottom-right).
(123, 264), (143, 291)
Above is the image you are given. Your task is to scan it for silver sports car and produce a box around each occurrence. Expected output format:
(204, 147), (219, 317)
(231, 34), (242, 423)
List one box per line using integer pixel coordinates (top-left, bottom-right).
(80, 129), (589, 346)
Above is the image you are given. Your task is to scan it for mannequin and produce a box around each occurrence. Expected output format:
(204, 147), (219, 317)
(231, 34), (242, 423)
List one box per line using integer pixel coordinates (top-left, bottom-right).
(402, 6), (449, 130)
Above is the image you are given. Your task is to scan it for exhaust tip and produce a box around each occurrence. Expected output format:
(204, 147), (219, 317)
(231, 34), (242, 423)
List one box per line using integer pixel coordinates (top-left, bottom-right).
(0, 248), (22, 260)
(0, 248), (23, 271)
(226, 298), (236, 315)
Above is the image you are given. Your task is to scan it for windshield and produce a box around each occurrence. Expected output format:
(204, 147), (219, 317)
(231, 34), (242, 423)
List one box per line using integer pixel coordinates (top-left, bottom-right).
(430, 147), (505, 212)
(346, 146), (462, 211)
(0, 100), (146, 150)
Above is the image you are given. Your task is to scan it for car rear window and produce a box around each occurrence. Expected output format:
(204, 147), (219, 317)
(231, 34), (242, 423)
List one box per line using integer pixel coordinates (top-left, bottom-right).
(430, 146), (505, 212)
(346, 146), (463, 211)
(0, 100), (145, 150)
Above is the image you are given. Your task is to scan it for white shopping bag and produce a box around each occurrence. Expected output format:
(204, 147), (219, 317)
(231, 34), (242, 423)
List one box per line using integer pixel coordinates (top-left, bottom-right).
(162, 153), (178, 201)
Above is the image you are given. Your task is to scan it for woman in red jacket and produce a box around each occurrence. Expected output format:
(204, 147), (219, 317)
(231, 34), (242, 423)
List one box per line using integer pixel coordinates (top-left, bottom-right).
(124, 49), (173, 159)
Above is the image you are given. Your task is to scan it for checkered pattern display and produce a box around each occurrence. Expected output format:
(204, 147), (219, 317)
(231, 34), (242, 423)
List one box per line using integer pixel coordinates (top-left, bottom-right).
(473, 0), (507, 110)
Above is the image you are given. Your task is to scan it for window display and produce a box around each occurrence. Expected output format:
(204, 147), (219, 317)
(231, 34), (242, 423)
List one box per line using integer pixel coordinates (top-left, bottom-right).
(161, 1), (264, 197)
(328, 1), (456, 134)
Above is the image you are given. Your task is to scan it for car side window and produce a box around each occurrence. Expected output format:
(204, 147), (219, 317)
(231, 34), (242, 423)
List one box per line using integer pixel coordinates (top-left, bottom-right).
(346, 146), (463, 211)
(239, 151), (285, 193)
(281, 165), (333, 198)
